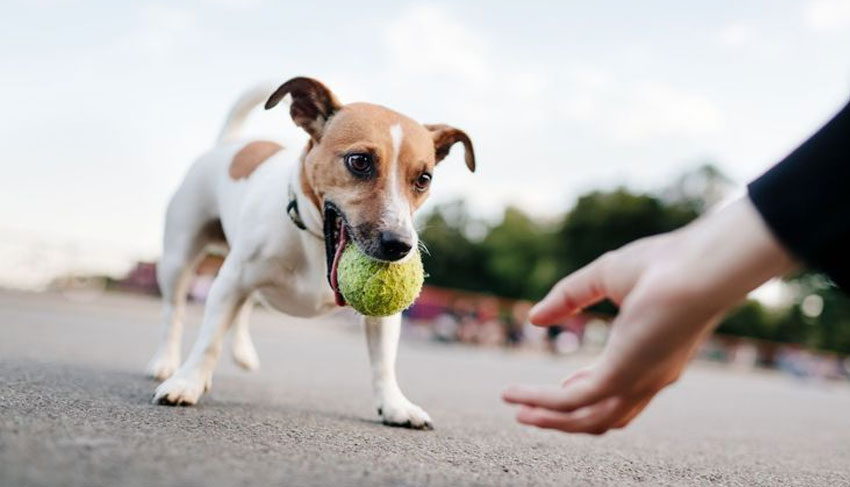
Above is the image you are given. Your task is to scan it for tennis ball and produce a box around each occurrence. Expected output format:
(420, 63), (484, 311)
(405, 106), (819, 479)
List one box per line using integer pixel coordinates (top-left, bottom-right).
(337, 244), (424, 317)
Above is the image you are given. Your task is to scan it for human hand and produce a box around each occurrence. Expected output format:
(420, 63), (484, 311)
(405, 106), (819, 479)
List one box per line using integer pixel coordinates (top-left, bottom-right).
(502, 197), (794, 434)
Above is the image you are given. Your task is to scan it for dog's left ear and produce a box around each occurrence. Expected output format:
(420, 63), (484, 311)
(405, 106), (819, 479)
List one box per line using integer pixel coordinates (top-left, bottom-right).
(265, 77), (342, 141)
(424, 124), (476, 172)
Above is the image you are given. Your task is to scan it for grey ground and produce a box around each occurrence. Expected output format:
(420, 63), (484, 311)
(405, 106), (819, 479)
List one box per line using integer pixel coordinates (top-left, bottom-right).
(1, 290), (849, 487)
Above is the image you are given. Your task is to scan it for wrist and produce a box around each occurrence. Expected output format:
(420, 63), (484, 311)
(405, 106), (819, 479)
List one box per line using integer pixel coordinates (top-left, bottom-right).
(679, 197), (795, 300)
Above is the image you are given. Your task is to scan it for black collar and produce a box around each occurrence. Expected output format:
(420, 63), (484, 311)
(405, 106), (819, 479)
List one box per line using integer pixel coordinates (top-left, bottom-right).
(287, 185), (323, 239)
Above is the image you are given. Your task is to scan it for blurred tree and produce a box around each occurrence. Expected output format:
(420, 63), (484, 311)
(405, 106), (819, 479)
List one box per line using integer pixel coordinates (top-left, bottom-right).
(771, 305), (811, 346)
(417, 201), (489, 293)
(815, 288), (850, 354)
(715, 274), (850, 353)
(790, 273), (850, 354)
(419, 187), (702, 304)
(716, 300), (777, 341)
(555, 188), (699, 276)
(480, 206), (558, 300)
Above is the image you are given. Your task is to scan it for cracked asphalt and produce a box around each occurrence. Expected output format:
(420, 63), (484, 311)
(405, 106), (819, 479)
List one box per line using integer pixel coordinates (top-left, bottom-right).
(1, 290), (849, 486)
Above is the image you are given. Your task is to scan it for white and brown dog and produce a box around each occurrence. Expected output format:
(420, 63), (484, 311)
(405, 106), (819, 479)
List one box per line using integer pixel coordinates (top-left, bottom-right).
(146, 77), (475, 429)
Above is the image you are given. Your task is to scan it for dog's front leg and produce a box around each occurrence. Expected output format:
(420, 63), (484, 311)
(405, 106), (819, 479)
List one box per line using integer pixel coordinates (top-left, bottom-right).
(364, 314), (432, 429)
(153, 261), (247, 406)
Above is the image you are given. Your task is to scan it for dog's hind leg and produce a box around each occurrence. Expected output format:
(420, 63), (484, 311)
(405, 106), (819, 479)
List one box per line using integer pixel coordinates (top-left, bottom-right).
(146, 201), (226, 381)
(153, 256), (248, 406)
(146, 242), (204, 381)
(231, 296), (260, 371)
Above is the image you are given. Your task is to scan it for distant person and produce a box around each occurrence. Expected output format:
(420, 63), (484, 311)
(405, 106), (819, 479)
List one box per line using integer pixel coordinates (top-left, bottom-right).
(503, 99), (850, 434)
(505, 301), (531, 347)
(432, 310), (460, 343)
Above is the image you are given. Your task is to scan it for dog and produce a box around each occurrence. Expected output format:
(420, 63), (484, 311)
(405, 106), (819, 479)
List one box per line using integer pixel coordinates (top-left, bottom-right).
(145, 77), (475, 429)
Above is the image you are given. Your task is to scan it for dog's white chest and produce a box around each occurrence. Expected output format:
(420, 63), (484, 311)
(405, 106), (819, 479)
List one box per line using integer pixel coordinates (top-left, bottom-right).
(245, 240), (338, 318)
(256, 277), (337, 318)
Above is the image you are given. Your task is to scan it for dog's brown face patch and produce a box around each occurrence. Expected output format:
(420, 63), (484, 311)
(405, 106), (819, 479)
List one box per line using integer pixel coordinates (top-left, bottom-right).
(229, 141), (283, 180)
(302, 104), (437, 240)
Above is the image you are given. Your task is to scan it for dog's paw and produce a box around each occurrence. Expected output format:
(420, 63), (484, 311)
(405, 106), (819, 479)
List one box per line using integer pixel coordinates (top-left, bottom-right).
(378, 398), (433, 430)
(152, 372), (211, 406)
(232, 334), (260, 372)
(145, 351), (180, 381)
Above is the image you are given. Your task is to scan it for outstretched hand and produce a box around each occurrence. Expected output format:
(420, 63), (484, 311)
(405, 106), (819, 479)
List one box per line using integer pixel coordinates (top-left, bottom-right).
(503, 198), (794, 434)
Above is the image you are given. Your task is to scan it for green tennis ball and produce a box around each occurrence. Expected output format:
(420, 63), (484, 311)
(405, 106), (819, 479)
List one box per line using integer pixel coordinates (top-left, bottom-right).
(338, 244), (424, 317)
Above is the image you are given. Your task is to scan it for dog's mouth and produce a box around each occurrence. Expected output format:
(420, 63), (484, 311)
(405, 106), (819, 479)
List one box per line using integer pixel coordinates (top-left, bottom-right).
(324, 201), (350, 307)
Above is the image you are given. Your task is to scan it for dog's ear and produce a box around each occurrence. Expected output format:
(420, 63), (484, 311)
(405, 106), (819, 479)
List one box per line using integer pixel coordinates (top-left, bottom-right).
(265, 77), (342, 141)
(424, 124), (476, 172)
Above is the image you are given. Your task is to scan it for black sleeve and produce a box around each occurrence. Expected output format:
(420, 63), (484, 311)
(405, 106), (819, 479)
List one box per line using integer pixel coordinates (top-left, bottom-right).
(747, 99), (850, 289)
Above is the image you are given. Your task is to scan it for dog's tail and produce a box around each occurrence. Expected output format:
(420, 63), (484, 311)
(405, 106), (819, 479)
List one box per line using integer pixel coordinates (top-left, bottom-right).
(216, 81), (280, 143)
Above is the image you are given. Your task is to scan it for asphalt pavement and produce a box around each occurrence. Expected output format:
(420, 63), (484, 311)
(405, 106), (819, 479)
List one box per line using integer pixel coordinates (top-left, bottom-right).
(1, 290), (849, 486)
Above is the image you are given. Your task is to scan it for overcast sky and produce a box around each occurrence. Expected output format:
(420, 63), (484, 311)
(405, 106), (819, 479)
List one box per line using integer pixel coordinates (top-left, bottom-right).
(2, 0), (849, 287)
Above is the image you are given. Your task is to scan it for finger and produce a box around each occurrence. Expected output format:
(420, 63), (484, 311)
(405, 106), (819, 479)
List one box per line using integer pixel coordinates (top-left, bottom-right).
(529, 259), (608, 326)
(502, 377), (607, 412)
(561, 366), (593, 387)
(516, 397), (627, 434)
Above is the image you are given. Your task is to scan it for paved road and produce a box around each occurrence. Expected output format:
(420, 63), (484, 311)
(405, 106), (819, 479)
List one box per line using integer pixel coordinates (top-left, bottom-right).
(1, 290), (849, 486)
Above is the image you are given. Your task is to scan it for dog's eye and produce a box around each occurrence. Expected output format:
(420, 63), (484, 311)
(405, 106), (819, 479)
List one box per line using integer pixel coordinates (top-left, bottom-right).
(414, 172), (432, 192)
(345, 153), (374, 177)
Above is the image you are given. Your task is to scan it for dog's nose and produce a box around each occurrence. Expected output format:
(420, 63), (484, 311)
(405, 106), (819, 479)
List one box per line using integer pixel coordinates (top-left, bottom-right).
(379, 231), (413, 261)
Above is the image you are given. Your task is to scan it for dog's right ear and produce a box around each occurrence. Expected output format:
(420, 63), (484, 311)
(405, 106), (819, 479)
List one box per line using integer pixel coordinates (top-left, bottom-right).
(265, 77), (342, 141)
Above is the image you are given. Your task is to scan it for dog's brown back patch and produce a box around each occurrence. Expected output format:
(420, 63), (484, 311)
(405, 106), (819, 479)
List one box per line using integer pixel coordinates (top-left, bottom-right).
(229, 141), (283, 180)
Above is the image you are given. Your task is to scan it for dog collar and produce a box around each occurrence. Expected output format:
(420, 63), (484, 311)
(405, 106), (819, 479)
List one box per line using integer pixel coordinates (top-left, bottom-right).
(287, 185), (323, 239)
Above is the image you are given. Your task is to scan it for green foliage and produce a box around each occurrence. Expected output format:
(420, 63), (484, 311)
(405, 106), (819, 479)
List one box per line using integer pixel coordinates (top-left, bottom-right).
(419, 188), (699, 302)
(788, 273), (850, 353)
(420, 188), (699, 303)
(481, 207), (559, 299)
(715, 300), (805, 343)
(816, 288), (850, 354)
(556, 189), (699, 276)
(771, 306), (810, 345)
(717, 290), (850, 355)
(716, 300), (776, 340)
(418, 201), (490, 293)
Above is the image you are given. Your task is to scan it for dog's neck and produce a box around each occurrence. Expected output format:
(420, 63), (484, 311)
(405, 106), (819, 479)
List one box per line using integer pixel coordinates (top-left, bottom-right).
(289, 142), (324, 239)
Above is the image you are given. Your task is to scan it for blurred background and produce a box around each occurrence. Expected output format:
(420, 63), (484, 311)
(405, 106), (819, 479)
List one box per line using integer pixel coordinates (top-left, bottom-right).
(3, 1), (850, 379)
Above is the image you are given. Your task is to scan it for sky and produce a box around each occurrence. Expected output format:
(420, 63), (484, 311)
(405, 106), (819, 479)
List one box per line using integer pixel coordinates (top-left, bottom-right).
(1, 0), (850, 288)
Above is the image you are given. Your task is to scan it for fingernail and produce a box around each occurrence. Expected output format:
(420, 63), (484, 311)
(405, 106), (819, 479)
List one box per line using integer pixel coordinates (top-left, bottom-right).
(515, 405), (535, 422)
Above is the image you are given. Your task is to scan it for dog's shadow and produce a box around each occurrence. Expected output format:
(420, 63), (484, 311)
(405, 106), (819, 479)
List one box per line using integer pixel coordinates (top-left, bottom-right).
(2, 359), (426, 433)
(2, 358), (169, 407)
(198, 387), (432, 432)
(144, 377), (392, 428)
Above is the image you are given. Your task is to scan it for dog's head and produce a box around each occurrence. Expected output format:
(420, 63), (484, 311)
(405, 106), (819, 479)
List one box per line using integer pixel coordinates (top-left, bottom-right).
(265, 77), (475, 304)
